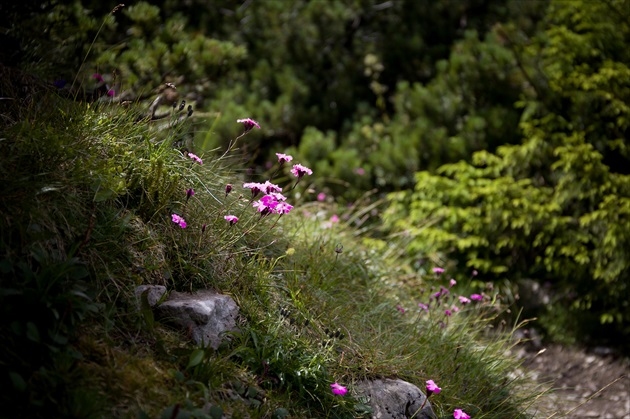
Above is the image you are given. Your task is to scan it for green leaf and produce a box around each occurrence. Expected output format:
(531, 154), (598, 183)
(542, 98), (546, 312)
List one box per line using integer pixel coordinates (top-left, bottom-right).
(187, 348), (205, 369)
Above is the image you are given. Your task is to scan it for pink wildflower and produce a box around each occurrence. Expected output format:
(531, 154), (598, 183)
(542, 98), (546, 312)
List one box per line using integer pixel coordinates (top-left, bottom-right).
(225, 184), (233, 196)
(237, 118), (260, 131)
(452, 305), (460, 312)
(290, 163), (313, 178)
(224, 215), (238, 226)
(186, 188), (195, 199)
(243, 182), (265, 198)
(445, 309), (452, 316)
(330, 383), (347, 396)
(459, 296), (471, 304)
(396, 305), (405, 314)
(262, 180), (282, 194)
(472, 270), (478, 276)
(187, 152), (203, 165)
(354, 167), (365, 175)
(92, 73), (105, 83)
(171, 214), (187, 229)
(426, 380), (441, 395)
(470, 294), (483, 301)
(449, 278), (457, 287)
(330, 214), (340, 223)
(276, 153), (293, 164)
(418, 303), (429, 311)
(433, 267), (445, 274)
(454, 409), (471, 419)
(274, 202), (294, 214)
(107, 89), (115, 97)
(317, 192), (326, 201)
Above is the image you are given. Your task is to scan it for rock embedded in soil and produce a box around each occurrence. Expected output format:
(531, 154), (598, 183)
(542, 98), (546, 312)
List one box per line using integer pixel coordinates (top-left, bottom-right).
(135, 286), (239, 349)
(355, 378), (436, 419)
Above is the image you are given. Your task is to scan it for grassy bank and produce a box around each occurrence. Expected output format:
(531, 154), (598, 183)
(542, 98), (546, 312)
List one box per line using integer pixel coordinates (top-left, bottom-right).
(0, 73), (543, 418)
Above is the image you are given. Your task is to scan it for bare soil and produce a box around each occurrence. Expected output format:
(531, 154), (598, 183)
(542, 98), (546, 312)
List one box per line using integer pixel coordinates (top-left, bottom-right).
(515, 344), (630, 418)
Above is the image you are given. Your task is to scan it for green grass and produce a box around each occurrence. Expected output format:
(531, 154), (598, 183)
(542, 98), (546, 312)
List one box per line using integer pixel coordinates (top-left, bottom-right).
(0, 74), (545, 418)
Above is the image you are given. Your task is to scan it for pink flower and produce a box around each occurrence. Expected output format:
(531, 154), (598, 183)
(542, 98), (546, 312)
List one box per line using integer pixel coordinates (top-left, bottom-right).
(107, 89), (115, 97)
(330, 214), (340, 223)
(188, 152), (203, 165)
(451, 305), (460, 312)
(396, 305), (405, 314)
(459, 296), (471, 304)
(426, 380), (441, 395)
(445, 309), (452, 316)
(243, 182), (265, 197)
(330, 382), (347, 396)
(432, 267), (445, 274)
(354, 167), (365, 175)
(470, 294), (483, 301)
(291, 163), (313, 178)
(472, 270), (478, 277)
(92, 73), (105, 83)
(454, 409), (470, 419)
(418, 303), (429, 311)
(171, 214), (187, 229)
(449, 278), (457, 287)
(274, 202), (294, 214)
(237, 118), (260, 131)
(225, 184), (233, 196)
(317, 192), (326, 201)
(262, 180), (282, 194)
(276, 153), (293, 164)
(224, 215), (238, 225)
(186, 188), (195, 199)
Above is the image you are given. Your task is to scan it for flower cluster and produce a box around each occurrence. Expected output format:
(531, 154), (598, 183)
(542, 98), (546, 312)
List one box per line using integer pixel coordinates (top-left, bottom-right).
(252, 193), (293, 216)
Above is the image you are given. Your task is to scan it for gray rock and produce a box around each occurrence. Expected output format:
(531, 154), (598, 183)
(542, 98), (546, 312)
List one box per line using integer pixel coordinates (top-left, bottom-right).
(135, 285), (167, 307)
(156, 290), (239, 349)
(355, 378), (436, 419)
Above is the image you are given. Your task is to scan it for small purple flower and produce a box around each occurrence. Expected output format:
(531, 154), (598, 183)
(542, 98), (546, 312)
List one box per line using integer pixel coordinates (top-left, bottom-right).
(188, 152), (203, 165)
(93, 73), (105, 83)
(458, 296), (471, 305)
(317, 192), (326, 201)
(354, 167), (366, 176)
(396, 305), (405, 314)
(262, 180), (282, 194)
(171, 214), (187, 229)
(244, 182), (265, 198)
(449, 278), (457, 287)
(472, 270), (478, 277)
(470, 294), (483, 301)
(237, 118), (261, 131)
(432, 267), (445, 274)
(107, 89), (115, 97)
(418, 303), (429, 311)
(426, 380), (441, 395)
(186, 188), (195, 199)
(432, 291), (442, 299)
(290, 163), (313, 178)
(330, 382), (347, 396)
(202, 224), (207, 233)
(276, 153), (293, 164)
(451, 305), (460, 312)
(224, 215), (238, 226)
(225, 184), (233, 196)
(445, 309), (452, 316)
(274, 202), (294, 214)
(454, 409), (471, 419)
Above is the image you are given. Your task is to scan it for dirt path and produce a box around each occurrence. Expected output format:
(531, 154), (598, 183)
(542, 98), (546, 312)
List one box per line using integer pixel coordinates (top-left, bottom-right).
(515, 344), (630, 418)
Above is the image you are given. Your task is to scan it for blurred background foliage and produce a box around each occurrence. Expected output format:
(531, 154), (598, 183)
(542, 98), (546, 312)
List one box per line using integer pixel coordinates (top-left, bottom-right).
(2, 0), (628, 348)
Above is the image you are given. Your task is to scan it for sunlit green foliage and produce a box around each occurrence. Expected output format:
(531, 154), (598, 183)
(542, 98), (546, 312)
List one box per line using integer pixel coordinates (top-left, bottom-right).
(384, 0), (630, 343)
